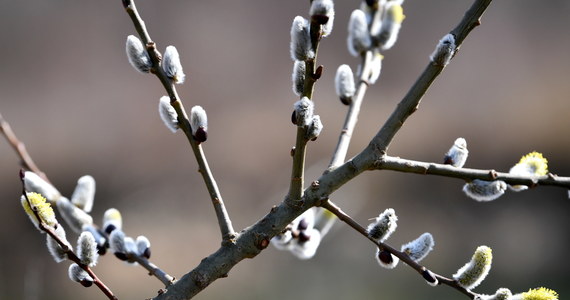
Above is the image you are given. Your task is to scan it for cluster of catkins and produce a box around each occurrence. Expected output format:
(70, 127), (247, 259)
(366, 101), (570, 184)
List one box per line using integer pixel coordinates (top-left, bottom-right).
(21, 171), (151, 288)
(443, 138), (550, 202)
(126, 34), (208, 143)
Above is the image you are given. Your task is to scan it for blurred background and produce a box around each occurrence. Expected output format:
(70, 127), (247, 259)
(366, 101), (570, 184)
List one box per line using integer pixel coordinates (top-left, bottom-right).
(1, 0), (569, 299)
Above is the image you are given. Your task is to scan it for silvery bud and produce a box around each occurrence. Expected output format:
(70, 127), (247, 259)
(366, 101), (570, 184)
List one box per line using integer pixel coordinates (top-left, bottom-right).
(162, 45), (185, 84)
(56, 197), (93, 234)
(292, 60), (306, 96)
(136, 235), (151, 259)
(310, 0), (335, 37)
(77, 231), (99, 267)
(71, 175), (95, 213)
(400, 232), (434, 263)
(46, 225), (71, 263)
(347, 9), (371, 57)
(367, 208), (397, 243)
(334, 64), (356, 105)
(190, 105), (208, 143)
(377, 2), (405, 51)
(68, 263), (93, 287)
(463, 180), (507, 202)
(109, 229), (128, 260)
(126, 35), (152, 73)
(290, 16), (314, 61)
(103, 208), (122, 234)
(158, 96), (179, 133)
(430, 34), (456, 67)
(292, 97), (314, 127)
(443, 137), (468, 168)
(375, 248), (399, 269)
(24, 171), (61, 203)
(306, 115), (323, 141)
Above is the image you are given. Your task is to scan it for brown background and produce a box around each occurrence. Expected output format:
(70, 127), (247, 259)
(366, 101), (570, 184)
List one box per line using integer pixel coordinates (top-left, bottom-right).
(1, 1), (569, 299)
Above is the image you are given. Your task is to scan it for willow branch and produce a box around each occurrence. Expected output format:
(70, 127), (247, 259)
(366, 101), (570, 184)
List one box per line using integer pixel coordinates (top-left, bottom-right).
(369, 0), (493, 154)
(20, 175), (118, 300)
(152, 1), (495, 299)
(320, 199), (477, 299)
(377, 155), (570, 188)
(123, 0), (235, 240)
(0, 112), (49, 183)
(130, 255), (176, 287)
(328, 54), (371, 169)
(328, 6), (383, 170)
(286, 18), (324, 206)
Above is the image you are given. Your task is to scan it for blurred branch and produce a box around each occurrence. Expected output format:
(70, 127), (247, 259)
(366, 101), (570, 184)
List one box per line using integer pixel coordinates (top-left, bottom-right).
(0, 112), (48, 183)
(320, 200), (478, 299)
(377, 155), (570, 188)
(369, 0), (493, 154)
(122, 0), (235, 240)
(20, 175), (118, 300)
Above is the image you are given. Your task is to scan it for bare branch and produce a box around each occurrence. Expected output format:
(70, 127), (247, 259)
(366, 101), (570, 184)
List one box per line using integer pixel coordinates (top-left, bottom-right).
(0, 113), (48, 182)
(377, 155), (570, 189)
(130, 254), (176, 288)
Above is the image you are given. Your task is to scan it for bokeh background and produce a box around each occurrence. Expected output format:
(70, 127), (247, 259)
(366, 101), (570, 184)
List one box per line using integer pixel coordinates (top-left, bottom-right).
(1, 0), (569, 299)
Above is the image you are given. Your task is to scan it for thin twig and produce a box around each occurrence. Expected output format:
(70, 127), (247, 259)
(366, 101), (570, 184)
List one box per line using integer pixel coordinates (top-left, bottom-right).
(320, 199), (478, 299)
(369, 0), (493, 154)
(20, 173), (118, 300)
(286, 17), (324, 206)
(0, 112), (49, 183)
(328, 5), (383, 169)
(130, 254), (176, 287)
(123, 0), (235, 240)
(377, 155), (570, 188)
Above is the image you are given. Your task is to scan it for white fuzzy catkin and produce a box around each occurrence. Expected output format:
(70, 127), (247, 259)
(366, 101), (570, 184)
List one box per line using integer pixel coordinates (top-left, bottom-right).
(335, 64), (356, 105)
(293, 97), (314, 127)
(290, 228), (322, 260)
(24, 171), (61, 203)
(109, 229), (127, 254)
(136, 236), (151, 258)
(190, 105), (208, 142)
(290, 16), (314, 61)
(68, 263), (93, 286)
(347, 9), (371, 57)
(444, 137), (468, 168)
(103, 208), (122, 233)
(367, 208), (398, 242)
(292, 60), (306, 96)
(375, 248), (400, 269)
(126, 35), (152, 73)
(364, 51), (383, 84)
(306, 115), (323, 140)
(453, 246), (493, 290)
(77, 232), (99, 267)
(162, 45), (185, 84)
(56, 197), (93, 234)
(401, 232), (434, 262)
(463, 180), (507, 202)
(430, 33), (456, 66)
(310, 0), (335, 37)
(158, 96), (179, 133)
(71, 175), (95, 213)
(46, 225), (71, 263)
(377, 2), (405, 51)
